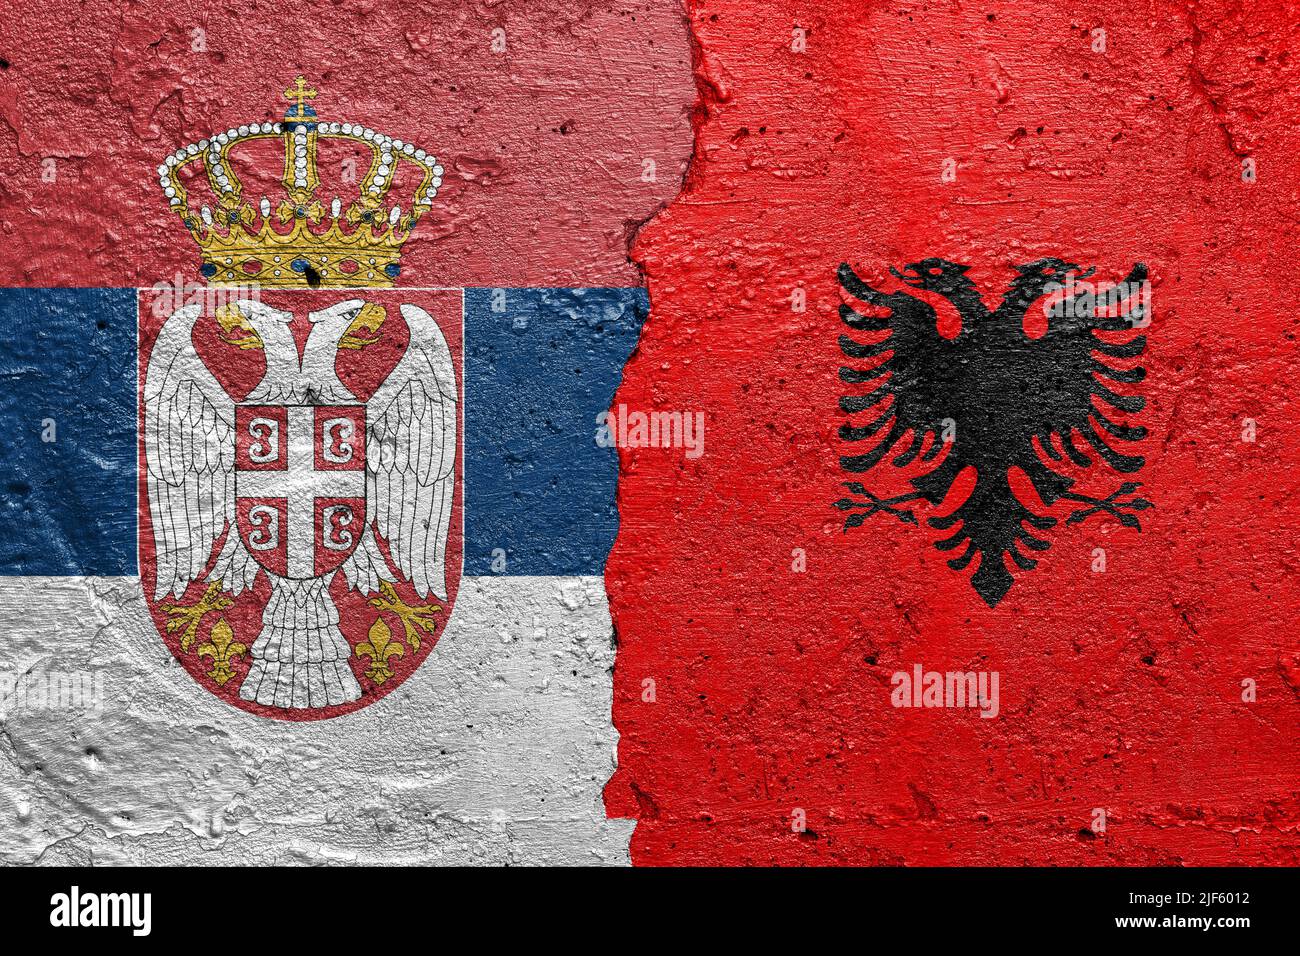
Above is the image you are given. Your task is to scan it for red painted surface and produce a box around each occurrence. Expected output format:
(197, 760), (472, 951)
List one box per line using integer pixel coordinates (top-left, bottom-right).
(607, 1), (1300, 863)
(0, 0), (692, 288)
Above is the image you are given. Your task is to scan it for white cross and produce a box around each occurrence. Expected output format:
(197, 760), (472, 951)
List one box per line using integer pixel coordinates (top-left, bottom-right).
(237, 405), (364, 577)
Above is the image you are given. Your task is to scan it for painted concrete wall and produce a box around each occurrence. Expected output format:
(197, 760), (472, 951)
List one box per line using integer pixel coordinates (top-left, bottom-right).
(0, 2), (695, 865)
(3, 0), (1297, 868)
(0, 577), (630, 864)
(606, 0), (1300, 865)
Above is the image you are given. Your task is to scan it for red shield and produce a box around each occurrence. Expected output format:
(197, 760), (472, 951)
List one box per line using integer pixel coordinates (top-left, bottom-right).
(138, 288), (463, 720)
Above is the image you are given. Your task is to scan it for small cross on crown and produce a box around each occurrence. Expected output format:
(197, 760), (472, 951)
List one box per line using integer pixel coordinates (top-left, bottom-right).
(284, 76), (317, 112)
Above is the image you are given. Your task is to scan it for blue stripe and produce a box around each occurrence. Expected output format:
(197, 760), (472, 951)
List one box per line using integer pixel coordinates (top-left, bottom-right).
(464, 287), (645, 576)
(0, 287), (644, 579)
(0, 288), (138, 575)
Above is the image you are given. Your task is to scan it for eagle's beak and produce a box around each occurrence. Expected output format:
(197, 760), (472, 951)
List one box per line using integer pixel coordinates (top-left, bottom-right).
(338, 302), (386, 350)
(890, 265), (924, 287)
(214, 303), (264, 350)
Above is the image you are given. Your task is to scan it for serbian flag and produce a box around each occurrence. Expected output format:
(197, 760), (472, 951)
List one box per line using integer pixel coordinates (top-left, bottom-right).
(0, 2), (691, 864)
(605, 0), (1300, 864)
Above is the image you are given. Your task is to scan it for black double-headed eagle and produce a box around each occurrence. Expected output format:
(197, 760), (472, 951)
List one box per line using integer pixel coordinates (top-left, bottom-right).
(834, 257), (1152, 607)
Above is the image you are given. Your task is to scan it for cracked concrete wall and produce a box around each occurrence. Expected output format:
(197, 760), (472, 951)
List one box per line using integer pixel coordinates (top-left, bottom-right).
(0, 2), (695, 865)
(10, 0), (1295, 870)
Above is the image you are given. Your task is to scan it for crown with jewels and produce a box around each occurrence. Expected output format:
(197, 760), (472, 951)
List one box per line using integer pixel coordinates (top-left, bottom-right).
(156, 77), (444, 288)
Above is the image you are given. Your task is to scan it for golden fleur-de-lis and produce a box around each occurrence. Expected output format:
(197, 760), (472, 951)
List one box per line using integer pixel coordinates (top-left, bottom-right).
(356, 617), (404, 685)
(162, 580), (235, 652)
(197, 617), (247, 686)
(368, 581), (441, 652)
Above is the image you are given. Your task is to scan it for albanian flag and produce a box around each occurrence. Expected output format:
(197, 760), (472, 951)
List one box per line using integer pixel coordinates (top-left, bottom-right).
(605, 0), (1300, 865)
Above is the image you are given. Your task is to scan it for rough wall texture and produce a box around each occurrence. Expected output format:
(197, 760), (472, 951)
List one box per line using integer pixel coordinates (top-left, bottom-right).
(0, 2), (694, 864)
(3, 0), (1297, 868)
(0, 0), (693, 287)
(0, 576), (630, 864)
(606, 0), (1300, 864)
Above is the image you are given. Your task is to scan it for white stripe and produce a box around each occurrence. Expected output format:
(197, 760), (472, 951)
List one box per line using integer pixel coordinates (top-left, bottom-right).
(0, 575), (630, 865)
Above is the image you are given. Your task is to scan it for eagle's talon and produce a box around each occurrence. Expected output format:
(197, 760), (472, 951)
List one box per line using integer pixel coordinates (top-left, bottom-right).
(835, 487), (923, 527)
(368, 580), (442, 653)
(1063, 486), (1153, 530)
(160, 579), (233, 652)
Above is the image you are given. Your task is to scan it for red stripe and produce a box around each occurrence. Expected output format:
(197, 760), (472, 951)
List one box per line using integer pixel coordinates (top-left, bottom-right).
(0, 2), (692, 287)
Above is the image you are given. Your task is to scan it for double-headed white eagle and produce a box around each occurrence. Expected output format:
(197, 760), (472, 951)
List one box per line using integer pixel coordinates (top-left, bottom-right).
(144, 299), (456, 709)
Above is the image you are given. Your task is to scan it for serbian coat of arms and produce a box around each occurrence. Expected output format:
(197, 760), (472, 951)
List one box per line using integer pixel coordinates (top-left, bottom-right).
(138, 80), (461, 718)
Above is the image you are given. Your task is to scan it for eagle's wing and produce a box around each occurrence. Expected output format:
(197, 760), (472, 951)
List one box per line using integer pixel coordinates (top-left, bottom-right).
(837, 263), (960, 471)
(144, 305), (246, 601)
(353, 304), (457, 600)
(1022, 262), (1149, 474)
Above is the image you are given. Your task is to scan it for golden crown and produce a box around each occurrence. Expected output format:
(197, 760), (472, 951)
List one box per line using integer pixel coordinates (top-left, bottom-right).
(157, 77), (443, 288)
